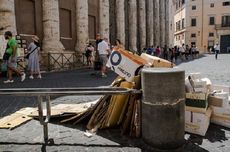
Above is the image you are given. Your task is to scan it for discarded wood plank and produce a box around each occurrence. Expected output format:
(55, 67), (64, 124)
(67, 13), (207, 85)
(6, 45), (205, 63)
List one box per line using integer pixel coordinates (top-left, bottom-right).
(0, 108), (36, 129)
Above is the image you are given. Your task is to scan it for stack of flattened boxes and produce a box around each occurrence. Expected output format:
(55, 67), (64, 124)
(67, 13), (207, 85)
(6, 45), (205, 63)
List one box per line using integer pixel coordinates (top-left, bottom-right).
(209, 85), (230, 128)
(185, 73), (212, 136)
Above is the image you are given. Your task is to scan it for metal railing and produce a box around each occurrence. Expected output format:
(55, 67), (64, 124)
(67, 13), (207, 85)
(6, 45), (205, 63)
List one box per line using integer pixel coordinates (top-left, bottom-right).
(0, 87), (141, 144)
(47, 52), (83, 71)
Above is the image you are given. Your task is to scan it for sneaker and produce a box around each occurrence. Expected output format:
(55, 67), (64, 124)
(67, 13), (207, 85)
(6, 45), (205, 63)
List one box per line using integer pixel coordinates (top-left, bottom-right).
(4, 80), (14, 84)
(37, 75), (42, 79)
(21, 73), (26, 82)
(101, 73), (107, 78)
(29, 75), (34, 79)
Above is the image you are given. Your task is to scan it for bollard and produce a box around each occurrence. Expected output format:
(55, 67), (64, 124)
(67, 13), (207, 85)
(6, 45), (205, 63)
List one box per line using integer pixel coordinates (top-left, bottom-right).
(141, 68), (185, 150)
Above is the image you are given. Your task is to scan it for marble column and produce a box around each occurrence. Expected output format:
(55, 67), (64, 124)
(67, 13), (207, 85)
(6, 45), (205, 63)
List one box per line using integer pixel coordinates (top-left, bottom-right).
(138, 0), (146, 50)
(0, 0), (17, 35)
(116, 0), (125, 46)
(42, 0), (64, 52)
(159, 0), (166, 47)
(154, 0), (160, 47)
(165, 0), (170, 46)
(75, 0), (88, 52)
(146, 0), (154, 47)
(128, 0), (137, 52)
(99, 0), (110, 39)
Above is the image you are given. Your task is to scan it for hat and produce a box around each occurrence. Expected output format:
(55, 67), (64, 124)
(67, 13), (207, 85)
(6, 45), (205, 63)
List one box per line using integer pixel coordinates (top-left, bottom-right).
(32, 35), (39, 42)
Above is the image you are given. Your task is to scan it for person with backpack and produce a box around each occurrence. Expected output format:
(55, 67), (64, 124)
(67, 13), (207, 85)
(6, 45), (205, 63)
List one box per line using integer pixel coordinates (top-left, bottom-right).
(85, 43), (94, 67)
(3, 31), (26, 83)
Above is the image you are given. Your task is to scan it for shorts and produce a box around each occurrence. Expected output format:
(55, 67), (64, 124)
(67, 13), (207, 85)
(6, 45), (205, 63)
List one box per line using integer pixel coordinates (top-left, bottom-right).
(7, 56), (17, 69)
(99, 54), (108, 67)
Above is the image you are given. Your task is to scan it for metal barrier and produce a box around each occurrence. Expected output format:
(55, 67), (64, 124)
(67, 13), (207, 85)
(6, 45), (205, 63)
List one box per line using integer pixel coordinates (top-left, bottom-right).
(0, 87), (141, 144)
(47, 52), (83, 71)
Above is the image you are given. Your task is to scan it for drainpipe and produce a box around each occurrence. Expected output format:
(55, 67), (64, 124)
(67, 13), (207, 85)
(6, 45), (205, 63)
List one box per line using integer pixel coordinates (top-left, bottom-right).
(201, 0), (204, 52)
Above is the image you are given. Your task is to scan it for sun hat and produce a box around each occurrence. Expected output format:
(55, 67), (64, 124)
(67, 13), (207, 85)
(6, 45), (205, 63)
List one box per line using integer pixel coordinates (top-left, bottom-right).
(32, 35), (39, 42)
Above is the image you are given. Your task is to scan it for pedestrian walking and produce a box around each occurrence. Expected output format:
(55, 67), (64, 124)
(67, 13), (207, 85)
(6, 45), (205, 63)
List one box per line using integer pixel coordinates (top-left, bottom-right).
(27, 35), (41, 79)
(179, 44), (186, 60)
(163, 45), (168, 60)
(146, 46), (154, 55)
(156, 46), (161, 57)
(115, 39), (125, 49)
(214, 43), (220, 60)
(3, 31), (26, 83)
(85, 43), (95, 67)
(170, 47), (175, 63)
(97, 38), (110, 77)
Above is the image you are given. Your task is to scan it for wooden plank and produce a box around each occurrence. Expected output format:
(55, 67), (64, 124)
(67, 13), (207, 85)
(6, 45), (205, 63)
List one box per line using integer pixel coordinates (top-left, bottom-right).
(29, 103), (94, 118)
(0, 107), (37, 129)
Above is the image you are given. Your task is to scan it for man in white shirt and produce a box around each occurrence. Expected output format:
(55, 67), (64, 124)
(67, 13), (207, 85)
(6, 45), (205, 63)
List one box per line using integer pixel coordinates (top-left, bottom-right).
(214, 43), (220, 60)
(97, 38), (110, 77)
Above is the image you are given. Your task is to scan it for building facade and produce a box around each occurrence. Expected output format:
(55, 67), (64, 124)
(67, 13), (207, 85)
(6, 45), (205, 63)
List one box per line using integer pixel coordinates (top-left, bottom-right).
(0, 0), (172, 56)
(174, 0), (230, 53)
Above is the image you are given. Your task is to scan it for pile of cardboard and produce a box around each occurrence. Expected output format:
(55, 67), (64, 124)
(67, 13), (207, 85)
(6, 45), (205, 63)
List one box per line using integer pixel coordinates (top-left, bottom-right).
(59, 49), (173, 137)
(185, 73), (230, 136)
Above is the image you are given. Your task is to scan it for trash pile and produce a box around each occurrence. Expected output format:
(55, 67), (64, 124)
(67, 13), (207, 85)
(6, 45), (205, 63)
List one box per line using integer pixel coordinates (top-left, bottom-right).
(59, 48), (174, 137)
(185, 73), (230, 136)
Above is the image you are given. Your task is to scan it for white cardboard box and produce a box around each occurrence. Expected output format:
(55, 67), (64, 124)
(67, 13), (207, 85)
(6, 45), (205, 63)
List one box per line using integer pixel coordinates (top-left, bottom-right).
(185, 108), (212, 136)
(214, 92), (230, 108)
(189, 73), (201, 81)
(210, 106), (230, 115)
(211, 113), (230, 128)
(107, 48), (147, 82)
(212, 85), (230, 94)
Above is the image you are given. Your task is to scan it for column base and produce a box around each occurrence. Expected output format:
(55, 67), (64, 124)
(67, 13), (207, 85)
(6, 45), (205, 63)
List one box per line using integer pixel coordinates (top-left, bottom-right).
(142, 100), (185, 150)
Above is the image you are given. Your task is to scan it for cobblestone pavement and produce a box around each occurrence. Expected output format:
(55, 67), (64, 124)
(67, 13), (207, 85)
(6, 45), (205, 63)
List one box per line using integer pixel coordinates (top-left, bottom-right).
(0, 54), (230, 152)
(177, 54), (230, 86)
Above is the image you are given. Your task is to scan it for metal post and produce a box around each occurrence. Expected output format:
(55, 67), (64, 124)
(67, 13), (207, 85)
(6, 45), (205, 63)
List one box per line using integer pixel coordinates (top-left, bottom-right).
(38, 96), (44, 124)
(38, 95), (50, 143)
(48, 52), (51, 71)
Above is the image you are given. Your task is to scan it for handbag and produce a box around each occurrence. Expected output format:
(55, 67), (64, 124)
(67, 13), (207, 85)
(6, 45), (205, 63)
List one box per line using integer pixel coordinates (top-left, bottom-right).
(3, 52), (11, 60)
(1, 61), (8, 72)
(25, 46), (38, 59)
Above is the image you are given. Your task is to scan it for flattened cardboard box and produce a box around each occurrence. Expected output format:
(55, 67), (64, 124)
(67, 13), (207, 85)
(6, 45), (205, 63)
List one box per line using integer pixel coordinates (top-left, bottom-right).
(140, 53), (174, 68)
(107, 48), (147, 82)
(211, 113), (230, 128)
(208, 95), (224, 107)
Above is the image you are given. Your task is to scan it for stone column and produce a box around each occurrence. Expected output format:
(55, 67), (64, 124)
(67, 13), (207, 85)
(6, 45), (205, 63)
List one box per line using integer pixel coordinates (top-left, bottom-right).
(165, 0), (170, 47)
(146, 0), (154, 47)
(42, 0), (64, 52)
(128, 0), (137, 52)
(142, 68), (185, 149)
(159, 0), (166, 47)
(0, 0), (17, 35)
(99, 0), (110, 39)
(154, 0), (160, 47)
(75, 0), (88, 52)
(116, 0), (125, 46)
(138, 0), (146, 50)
